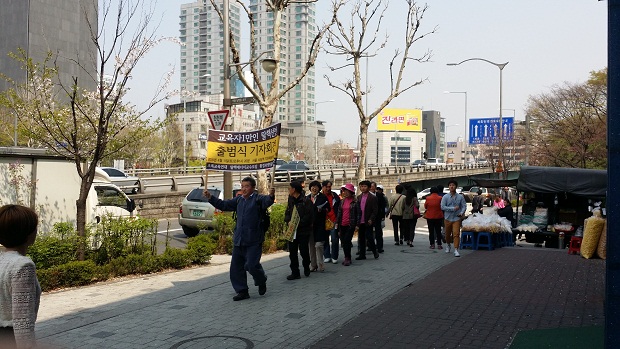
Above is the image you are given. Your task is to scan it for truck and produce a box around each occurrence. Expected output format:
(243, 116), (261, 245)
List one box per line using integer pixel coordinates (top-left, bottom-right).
(0, 147), (137, 234)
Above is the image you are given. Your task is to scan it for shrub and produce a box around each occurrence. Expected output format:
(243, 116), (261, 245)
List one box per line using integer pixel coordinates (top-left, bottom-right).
(37, 260), (99, 291)
(266, 204), (287, 240)
(159, 248), (193, 269)
(106, 253), (162, 277)
(92, 215), (158, 263)
(186, 234), (215, 264)
(28, 235), (79, 269)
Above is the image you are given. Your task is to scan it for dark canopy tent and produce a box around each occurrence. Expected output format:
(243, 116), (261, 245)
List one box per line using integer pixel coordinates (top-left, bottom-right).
(517, 166), (607, 198)
(469, 178), (518, 188)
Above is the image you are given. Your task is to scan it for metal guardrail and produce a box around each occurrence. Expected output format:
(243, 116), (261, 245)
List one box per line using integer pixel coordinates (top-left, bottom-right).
(124, 163), (493, 194)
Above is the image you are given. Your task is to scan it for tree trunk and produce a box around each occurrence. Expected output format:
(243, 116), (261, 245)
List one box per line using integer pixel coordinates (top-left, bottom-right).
(357, 121), (369, 181)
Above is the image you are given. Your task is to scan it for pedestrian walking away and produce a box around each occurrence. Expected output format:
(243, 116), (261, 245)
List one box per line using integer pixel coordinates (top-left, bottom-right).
(321, 180), (341, 264)
(0, 204), (41, 348)
(401, 187), (420, 247)
(355, 180), (379, 260)
(284, 181), (315, 280)
(205, 177), (275, 301)
(424, 186), (444, 249)
(371, 183), (388, 253)
(336, 183), (359, 266)
(387, 184), (406, 245)
(440, 179), (467, 257)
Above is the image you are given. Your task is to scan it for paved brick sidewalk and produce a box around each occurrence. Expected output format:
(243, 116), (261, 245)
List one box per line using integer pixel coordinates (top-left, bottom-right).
(310, 248), (605, 349)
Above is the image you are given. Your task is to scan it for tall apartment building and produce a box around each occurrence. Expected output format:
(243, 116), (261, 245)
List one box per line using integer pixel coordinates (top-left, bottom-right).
(0, 0), (96, 92)
(179, 0), (242, 96)
(249, 1), (321, 162)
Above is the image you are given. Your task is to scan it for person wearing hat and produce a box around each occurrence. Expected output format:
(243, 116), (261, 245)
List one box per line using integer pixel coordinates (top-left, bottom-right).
(336, 183), (359, 266)
(355, 180), (380, 260)
(205, 177), (276, 301)
(284, 180), (315, 279)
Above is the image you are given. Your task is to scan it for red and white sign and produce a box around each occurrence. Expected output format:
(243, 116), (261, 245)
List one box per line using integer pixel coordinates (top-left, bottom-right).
(208, 110), (230, 130)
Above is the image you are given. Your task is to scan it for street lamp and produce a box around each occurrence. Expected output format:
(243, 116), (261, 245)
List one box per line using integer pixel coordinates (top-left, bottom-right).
(447, 58), (508, 176)
(502, 108), (517, 168)
(314, 99), (335, 165)
(444, 91), (468, 163)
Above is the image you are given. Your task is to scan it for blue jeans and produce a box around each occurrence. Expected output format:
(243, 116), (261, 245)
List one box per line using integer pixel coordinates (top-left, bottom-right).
(323, 228), (339, 260)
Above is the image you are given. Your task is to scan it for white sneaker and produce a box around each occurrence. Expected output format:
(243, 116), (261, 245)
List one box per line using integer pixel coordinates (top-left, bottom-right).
(332, 258), (338, 264)
(323, 258), (332, 263)
(445, 243), (451, 253)
(454, 249), (460, 257)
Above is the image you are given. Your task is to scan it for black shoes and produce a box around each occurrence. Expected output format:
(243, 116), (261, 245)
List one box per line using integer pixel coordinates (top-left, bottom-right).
(378, 249), (385, 253)
(258, 284), (267, 296)
(233, 291), (250, 301)
(355, 256), (367, 260)
(304, 267), (311, 277)
(287, 274), (301, 280)
(374, 251), (380, 259)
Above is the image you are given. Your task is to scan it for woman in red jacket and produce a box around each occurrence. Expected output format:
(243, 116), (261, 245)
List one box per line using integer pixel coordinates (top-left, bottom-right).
(424, 186), (444, 249)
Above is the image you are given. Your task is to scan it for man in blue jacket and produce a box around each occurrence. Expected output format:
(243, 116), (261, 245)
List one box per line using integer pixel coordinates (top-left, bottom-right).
(205, 177), (275, 301)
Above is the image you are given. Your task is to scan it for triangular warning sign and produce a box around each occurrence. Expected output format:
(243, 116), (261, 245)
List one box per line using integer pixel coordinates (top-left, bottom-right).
(208, 110), (230, 130)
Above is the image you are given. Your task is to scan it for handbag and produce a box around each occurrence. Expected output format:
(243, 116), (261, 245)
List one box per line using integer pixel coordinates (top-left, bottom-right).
(413, 205), (421, 218)
(325, 218), (335, 230)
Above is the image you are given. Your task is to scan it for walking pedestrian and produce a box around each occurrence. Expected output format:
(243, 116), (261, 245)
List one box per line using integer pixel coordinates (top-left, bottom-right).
(440, 179), (467, 257)
(284, 181), (315, 280)
(307, 181), (329, 272)
(424, 187), (444, 249)
(388, 184), (406, 245)
(372, 183), (388, 253)
(322, 180), (341, 264)
(0, 204), (41, 348)
(205, 177), (275, 301)
(355, 180), (379, 260)
(401, 187), (420, 247)
(336, 183), (358, 266)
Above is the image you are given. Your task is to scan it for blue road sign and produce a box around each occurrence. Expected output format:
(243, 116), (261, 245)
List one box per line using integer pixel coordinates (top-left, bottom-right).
(468, 117), (514, 145)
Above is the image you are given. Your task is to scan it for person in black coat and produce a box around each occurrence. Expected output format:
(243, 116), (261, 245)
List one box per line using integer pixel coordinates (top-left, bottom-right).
(307, 180), (330, 272)
(284, 181), (315, 280)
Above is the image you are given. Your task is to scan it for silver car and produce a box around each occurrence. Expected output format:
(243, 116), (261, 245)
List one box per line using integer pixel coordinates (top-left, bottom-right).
(178, 186), (222, 237)
(99, 167), (140, 194)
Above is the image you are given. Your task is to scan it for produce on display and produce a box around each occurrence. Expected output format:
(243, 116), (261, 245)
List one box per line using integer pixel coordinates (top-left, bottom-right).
(462, 213), (512, 233)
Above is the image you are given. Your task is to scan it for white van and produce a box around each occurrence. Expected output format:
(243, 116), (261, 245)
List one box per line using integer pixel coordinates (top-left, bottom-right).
(425, 158), (446, 170)
(0, 148), (137, 233)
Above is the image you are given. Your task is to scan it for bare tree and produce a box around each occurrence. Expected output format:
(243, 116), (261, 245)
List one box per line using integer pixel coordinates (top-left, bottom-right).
(209, 0), (343, 192)
(0, 0), (177, 257)
(323, 0), (435, 180)
(525, 69), (607, 169)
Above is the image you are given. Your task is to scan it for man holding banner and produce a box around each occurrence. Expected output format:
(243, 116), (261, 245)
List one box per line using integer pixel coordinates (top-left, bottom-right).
(204, 177), (275, 301)
(284, 181), (315, 280)
(204, 124), (282, 301)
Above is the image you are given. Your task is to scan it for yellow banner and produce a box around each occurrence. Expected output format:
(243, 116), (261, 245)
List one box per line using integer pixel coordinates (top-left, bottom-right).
(206, 123), (281, 171)
(377, 108), (422, 131)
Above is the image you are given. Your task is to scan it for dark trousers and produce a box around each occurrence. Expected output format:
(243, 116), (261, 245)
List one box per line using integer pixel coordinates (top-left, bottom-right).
(230, 244), (267, 293)
(288, 235), (310, 276)
(374, 219), (384, 251)
(339, 225), (354, 259)
(402, 218), (418, 242)
(391, 215), (403, 242)
(0, 327), (15, 348)
(357, 223), (377, 256)
(427, 218), (443, 245)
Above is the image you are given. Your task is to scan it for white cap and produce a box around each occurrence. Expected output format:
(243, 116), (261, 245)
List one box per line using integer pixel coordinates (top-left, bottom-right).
(376, 184), (384, 190)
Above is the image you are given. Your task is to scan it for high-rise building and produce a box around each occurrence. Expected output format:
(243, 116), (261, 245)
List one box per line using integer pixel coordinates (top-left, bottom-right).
(179, 0), (242, 96)
(249, 1), (320, 162)
(0, 0), (97, 91)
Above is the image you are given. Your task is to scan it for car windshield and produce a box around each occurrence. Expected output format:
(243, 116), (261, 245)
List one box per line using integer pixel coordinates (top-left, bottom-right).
(187, 188), (220, 202)
(102, 168), (124, 177)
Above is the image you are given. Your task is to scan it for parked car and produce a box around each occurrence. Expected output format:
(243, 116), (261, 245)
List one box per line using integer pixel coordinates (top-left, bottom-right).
(464, 186), (497, 206)
(272, 162), (314, 182)
(178, 186), (223, 237)
(425, 158), (446, 170)
(412, 160), (426, 168)
(417, 187), (432, 200)
(99, 167), (140, 194)
(275, 158), (287, 170)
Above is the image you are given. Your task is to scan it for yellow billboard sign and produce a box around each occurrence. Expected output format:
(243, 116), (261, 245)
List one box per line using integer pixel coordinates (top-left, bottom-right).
(206, 123), (281, 171)
(377, 108), (422, 131)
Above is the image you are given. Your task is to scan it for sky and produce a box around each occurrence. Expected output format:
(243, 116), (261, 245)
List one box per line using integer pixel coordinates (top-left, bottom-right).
(124, 0), (608, 146)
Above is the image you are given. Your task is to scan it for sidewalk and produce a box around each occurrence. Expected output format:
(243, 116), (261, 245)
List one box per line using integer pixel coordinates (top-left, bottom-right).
(33, 225), (605, 349)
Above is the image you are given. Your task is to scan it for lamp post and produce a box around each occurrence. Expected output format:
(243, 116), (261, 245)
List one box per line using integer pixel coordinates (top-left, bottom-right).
(182, 74), (209, 172)
(447, 58), (508, 176)
(444, 91), (468, 163)
(314, 100), (335, 165)
(222, 0), (277, 198)
(502, 108), (516, 168)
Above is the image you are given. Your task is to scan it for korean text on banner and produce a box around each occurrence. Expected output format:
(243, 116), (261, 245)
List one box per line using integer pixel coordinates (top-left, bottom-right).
(206, 123), (281, 171)
(284, 206), (300, 242)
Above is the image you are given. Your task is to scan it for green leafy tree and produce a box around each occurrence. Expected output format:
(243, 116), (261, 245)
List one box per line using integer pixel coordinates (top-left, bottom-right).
(0, 0), (178, 258)
(525, 68), (607, 169)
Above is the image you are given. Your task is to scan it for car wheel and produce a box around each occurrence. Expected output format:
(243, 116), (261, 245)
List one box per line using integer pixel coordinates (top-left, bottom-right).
(181, 225), (199, 237)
